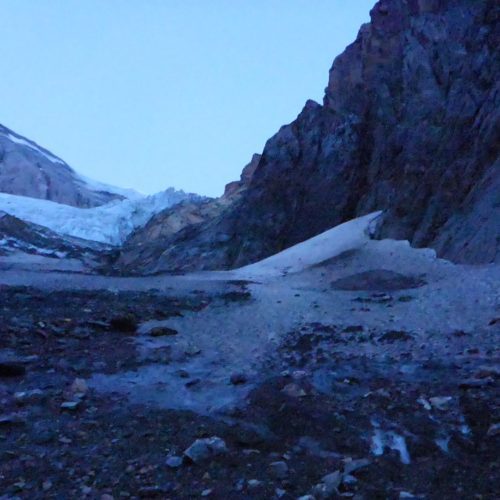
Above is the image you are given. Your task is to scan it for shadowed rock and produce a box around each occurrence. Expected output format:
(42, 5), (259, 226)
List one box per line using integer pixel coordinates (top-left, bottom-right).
(331, 270), (426, 291)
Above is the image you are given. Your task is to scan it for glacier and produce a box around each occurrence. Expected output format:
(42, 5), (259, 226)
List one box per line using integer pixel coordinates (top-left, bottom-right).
(0, 188), (199, 246)
(74, 172), (145, 201)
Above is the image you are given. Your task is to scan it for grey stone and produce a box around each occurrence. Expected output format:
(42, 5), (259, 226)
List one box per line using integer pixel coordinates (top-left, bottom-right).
(183, 436), (228, 463)
(13, 389), (45, 405)
(0, 413), (26, 426)
(268, 461), (289, 479)
(487, 423), (500, 437)
(165, 456), (183, 468)
(322, 470), (342, 492)
(149, 326), (178, 337)
(247, 479), (263, 489)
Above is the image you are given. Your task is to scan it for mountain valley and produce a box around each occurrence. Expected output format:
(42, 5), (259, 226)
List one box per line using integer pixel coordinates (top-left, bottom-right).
(0, 0), (499, 498)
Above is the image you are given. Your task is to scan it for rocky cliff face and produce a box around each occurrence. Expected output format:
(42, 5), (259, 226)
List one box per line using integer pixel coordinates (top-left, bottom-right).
(0, 125), (128, 208)
(223, 154), (261, 198)
(113, 151), (261, 274)
(120, 0), (500, 273)
(116, 198), (224, 274)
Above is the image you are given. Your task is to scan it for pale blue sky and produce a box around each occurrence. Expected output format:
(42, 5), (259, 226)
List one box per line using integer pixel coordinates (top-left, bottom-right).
(1, 1), (374, 196)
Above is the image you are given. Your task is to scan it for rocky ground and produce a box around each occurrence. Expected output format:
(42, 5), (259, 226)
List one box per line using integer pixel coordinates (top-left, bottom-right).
(0, 240), (499, 499)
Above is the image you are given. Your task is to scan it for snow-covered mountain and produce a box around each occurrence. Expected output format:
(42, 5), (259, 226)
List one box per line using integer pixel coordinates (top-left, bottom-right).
(0, 188), (200, 246)
(0, 124), (141, 208)
(0, 123), (201, 246)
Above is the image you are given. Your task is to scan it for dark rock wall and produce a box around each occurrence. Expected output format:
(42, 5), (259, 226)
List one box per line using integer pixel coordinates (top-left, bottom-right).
(121, 0), (500, 272)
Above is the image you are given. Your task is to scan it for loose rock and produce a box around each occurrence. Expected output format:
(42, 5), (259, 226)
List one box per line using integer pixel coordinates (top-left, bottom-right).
(60, 401), (80, 411)
(165, 456), (183, 468)
(247, 479), (263, 490)
(429, 396), (452, 410)
(71, 378), (89, 395)
(486, 423), (500, 437)
(269, 460), (289, 479)
(0, 413), (26, 426)
(342, 458), (371, 475)
(14, 389), (45, 405)
(282, 383), (307, 398)
(183, 436), (228, 463)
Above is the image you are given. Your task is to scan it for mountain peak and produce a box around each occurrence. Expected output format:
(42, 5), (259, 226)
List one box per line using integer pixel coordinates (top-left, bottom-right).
(0, 124), (137, 208)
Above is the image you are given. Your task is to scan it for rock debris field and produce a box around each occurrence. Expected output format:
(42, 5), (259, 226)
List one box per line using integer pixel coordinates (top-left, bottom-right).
(0, 236), (499, 499)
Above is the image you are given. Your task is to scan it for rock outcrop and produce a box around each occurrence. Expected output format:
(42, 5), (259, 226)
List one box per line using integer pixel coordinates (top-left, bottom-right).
(120, 0), (500, 273)
(115, 153), (259, 274)
(0, 124), (131, 207)
(116, 198), (225, 274)
(223, 154), (261, 198)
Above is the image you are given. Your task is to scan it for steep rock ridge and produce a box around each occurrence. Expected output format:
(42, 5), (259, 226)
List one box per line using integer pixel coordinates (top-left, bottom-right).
(120, 0), (499, 272)
(223, 153), (261, 197)
(323, 0), (500, 261)
(0, 124), (135, 207)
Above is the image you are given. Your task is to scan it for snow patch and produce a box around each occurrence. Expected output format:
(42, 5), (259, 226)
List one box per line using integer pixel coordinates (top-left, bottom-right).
(0, 235), (68, 258)
(234, 211), (383, 279)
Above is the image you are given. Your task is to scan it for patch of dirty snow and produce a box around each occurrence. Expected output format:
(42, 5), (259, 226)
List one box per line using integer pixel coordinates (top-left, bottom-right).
(234, 211), (383, 279)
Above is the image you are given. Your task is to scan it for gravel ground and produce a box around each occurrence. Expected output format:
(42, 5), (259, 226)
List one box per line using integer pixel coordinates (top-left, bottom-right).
(0, 240), (499, 499)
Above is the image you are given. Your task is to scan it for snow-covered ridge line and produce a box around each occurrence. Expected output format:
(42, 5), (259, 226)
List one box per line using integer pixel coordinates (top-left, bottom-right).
(0, 189), (200, 246)
(75, 173), (144, 201)
(0, 128), (66, 166)
(0, 124), (143, 202)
